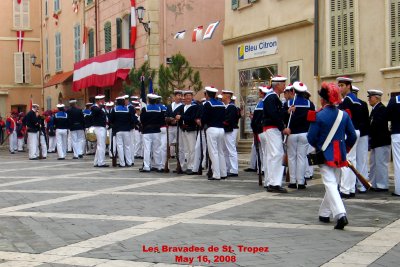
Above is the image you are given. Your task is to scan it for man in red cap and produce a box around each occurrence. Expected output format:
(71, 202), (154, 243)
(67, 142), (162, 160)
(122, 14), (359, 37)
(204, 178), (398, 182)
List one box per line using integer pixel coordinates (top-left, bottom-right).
(6, 111), (18, 154)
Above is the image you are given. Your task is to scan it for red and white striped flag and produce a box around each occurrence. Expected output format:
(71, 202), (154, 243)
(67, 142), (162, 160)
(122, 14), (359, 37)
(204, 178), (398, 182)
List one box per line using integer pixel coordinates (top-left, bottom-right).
(203, 21), (220, 40)
(16, 31), (24, 52)
(81, 27), (87, 61)
(130, 0), (137, 47)
(192, 26), (203, 42)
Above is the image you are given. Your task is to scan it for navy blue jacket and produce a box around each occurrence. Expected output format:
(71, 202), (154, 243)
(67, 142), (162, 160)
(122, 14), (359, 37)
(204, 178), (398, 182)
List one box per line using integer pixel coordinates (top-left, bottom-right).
(90, 105), (107, 127)
(262, 91), (285, 131)
(358, 99), (370, 137)
(387, 95), (400, 134)
(201, 98), (225, 128)
(67, 106), (85, 131)
(369, 102), (391, 149)
(338, 93), (363, 130)
(179, 103), (199, 132)
(140, 104), (164, 134)
(54, 111), (70, 130)
(22, 110), (40, 132)
(224, 103), (241, 132)
(109, 105), (136, 132)
(83, 109), (92, 128)
(251, 100), (264, 134)
(283, 95), (315, 134)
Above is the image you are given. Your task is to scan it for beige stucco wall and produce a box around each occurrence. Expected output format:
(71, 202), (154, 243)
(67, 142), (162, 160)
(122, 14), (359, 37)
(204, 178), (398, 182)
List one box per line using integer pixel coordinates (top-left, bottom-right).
(0, 0), (42, 116)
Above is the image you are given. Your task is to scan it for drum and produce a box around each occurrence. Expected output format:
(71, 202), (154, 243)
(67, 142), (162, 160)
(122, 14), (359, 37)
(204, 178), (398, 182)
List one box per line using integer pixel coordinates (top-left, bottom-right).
(86, 127), (97, 142)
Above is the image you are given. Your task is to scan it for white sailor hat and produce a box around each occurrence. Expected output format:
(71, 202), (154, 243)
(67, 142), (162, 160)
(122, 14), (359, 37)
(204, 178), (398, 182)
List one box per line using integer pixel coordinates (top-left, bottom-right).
(173, 90), (183, 95)
(130, 95), (139, 99)
(123, 95), (129, 99)
(200, 97), (206, 102)
(69, 99), (77, 104)
(222, 90), (234, 94)
(56, 104), (65, 108)
(271, 75), (287, 82)
(336, 76), (353, 83)
(85, 102), (93, 106)
(367, 89), (383, 97)
(351, 86), (360, 92)
(135, 106), (141, 110)
(183, 90), (194, 95)
(231, 96), (237, 101)
(293, 81), (308, 92)
(32, 103), (40, 108)
(284, 84), (294, 92)
(258, 86), (269, 93)
(147, 93), (158, 99)
(217, 94), (223, 99)
(131, 100), (140, 105)
(115, 96), (125, 100)
(205, 86), (218, 93)
(105, 102), (114, 107)
(95, 95), (105, 100)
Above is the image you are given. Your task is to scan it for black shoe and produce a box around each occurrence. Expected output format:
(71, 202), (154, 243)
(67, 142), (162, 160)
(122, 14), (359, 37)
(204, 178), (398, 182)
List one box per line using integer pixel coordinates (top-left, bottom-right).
(319, 216), (330, 223)
(97, 164), (109, 168)
(334, 216), (348, 230)
(221, 176), (227, 180)
(42, 157), (47, 159)
(139, 168), (150, 172)
(29, 157), (38, 160)
(208, 177), (220, 181)
(67, 151), (73, 153)
(288, 183), (297, 189)
(186, 170), (194, 175)
(372, 188), (389, 192)
(227, 172), (238, 177)
(244, 168), (257, 172)
(73, 157), (79, 159)
(349, 192), (356, 198)
(126, 164), (132, 168)
(267, 185), (288, 193)
(357, 189), (367, 194)
(10, 152), (15, 154)
(340, 192), (351, 199)
(391, 192), (400, 197)
(78, 155), (83, 158)
(173, 170), (184, 174)
(117, 164), (125, 167)
(305, 176), (313, 180)
(94, 165), (98, 167)
(57, 158), (65, 160)
(156, 169), (164, 173)
(151, 167), (157, 171)
(297, 184), (306, 190)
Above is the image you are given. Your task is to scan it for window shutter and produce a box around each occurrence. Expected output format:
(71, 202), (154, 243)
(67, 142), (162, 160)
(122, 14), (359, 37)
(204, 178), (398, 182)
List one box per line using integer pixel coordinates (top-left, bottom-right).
(88, 29), (94, 58)
(390, 0), (400, 66)
(232, 0), (239, 10)
(45, 38), (49, 73)
(55, 33), (62, 71)
(22, 0), (29, 29)
(342, 0), (355, 73)
(104, 22), (112, 53)
(23, 52), (31, 83)
(116, 18), (122, 49)
(14, 52), (23, 84)
(74, 25), (81, 63)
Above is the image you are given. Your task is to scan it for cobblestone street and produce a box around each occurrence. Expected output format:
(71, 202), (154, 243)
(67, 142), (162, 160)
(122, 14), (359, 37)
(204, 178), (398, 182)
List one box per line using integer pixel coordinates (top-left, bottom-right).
(0, 149), (399, 267)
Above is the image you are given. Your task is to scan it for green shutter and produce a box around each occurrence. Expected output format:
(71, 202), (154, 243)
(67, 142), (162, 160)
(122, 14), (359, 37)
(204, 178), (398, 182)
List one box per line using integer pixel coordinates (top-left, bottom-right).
(104, 22), (112, 53)
(232, 0), (239, 10)
(88, 29), (94, 58)
(390, 0), (400, 66)
(74, 25), (81, 63)
(116, 18), (122, 49)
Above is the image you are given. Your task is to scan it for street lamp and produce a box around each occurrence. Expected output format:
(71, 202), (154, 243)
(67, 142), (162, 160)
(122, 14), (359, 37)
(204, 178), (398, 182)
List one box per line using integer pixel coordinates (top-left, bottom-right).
(136, 6), (151, 35)
(30, 54), (41, 68)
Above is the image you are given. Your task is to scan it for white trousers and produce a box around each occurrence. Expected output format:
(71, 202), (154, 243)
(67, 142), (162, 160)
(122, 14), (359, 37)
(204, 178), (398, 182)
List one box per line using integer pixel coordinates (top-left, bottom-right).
(134, 130), (143, 157)
(206, 127), (227, 179)
(168, 126), (177, 157)
(170, 127), (185, 168)
(17, 138), (24, 151)
(192, 129), (206, 173)
(340, 130), (360, 194)
(9, 131), (17, 152)
(27, 132), (39, 159)
(67, 130), (72, 152)
(116, 131), (133, 166)
(56, 129), (68, 159)
(48, 136), (57, 152)
(263, 128), (284, 187)
(287, 133), (309, 185)
(259, 132), (269, 186)
(224, 129), (238, 174)
(305, 145), (315, 178)
(108, 129), (116, 157)
(182, 130), (196, 171)
(369, 145), (391, 189)
(93, 127), (106, 166)
(249, 139), (265, 172)
(39, 133), (47, 158)
(392, 134), (400, 195)
(71, 130), (85, 157)
(319, 165), (346, 219)
(356, 135), (369, 191)
(160, 127), (168, 167)
(130, 129), (136, 161)
(143, 132), (162, 171)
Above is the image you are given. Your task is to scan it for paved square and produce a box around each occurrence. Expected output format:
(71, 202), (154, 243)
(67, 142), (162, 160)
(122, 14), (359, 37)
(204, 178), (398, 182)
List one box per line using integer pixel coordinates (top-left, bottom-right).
(0, 150), (399, 266)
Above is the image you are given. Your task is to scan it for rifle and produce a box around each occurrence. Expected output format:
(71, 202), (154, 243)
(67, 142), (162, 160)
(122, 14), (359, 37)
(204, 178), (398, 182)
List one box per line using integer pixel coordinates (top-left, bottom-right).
(197, 126), (203, 175)
(0, 133), (10, 146)
(347, 160), (372, 190)
(164, 126), (170, 173)
(175, 125), (183, 174)
(38, 127), (43, 160)
(254, 134), (262, 186)
(111, 128), (117, 167)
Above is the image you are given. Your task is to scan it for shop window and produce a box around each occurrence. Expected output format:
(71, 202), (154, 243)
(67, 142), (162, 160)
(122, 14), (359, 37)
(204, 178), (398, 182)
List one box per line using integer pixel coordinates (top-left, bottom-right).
(239, 65), (277, 139)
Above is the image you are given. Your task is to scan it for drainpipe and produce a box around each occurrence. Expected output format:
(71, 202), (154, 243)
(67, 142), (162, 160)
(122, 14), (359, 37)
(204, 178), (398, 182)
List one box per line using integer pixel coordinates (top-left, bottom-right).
(314, 0), (319, 77)
(95, 0), (99, 56)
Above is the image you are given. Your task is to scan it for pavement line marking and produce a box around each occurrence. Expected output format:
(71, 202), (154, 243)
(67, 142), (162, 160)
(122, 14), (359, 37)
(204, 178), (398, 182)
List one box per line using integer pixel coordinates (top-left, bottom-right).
(41, 192), (269, 257)
(0, 162), (85, 173)
(0, 178), (49, 188)
(184, 219), (380, 233)
(321, 218), (400, 266)
(257, 195), (400, 204)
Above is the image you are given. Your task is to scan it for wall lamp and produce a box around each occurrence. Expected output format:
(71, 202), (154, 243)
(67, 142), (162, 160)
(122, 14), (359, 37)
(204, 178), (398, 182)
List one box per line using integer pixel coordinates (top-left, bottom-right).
(30, 54), (41, 68)
(136, 6), (151, 35)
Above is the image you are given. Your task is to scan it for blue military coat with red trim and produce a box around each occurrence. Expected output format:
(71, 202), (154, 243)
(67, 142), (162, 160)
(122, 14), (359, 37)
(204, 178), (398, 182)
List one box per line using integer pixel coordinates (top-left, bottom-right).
(307, 105), (357, 168)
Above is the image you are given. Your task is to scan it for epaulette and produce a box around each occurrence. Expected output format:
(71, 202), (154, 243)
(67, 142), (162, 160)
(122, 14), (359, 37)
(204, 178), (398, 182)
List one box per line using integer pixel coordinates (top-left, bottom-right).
(307, 110), (317, 122)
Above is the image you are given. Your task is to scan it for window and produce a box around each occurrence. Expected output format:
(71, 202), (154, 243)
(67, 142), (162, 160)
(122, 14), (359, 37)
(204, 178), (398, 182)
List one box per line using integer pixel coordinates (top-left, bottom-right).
(116, 18), (122, 49)
(54, 0), (60, 12)
(86, 0), (93, 5)
(104, 22), (112, 53)
(88, 29), (94, 58)
(45, 0), (48, 17)
(330, 0), (356, 74)
(14, 52), (31, 84)
(232, 0), (239, 10)
(45, 38), (49, 73)
(13, 0), (30, 29)
(239, 65), (277, 139)
(232, 0), (256, 10)
(288, 60), (302, 84)
(390, 0), (400, 66)
(46, 97), (52, 111)
(121, 15), (130, 49)
(55, 32), (62, 71)
(74, 24), (81, 63)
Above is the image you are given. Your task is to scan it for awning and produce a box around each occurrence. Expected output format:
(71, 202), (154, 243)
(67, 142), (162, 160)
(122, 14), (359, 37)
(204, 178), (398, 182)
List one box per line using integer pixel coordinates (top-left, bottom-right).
(44, 71), (73, 88)
(72, 49), (134, 92)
